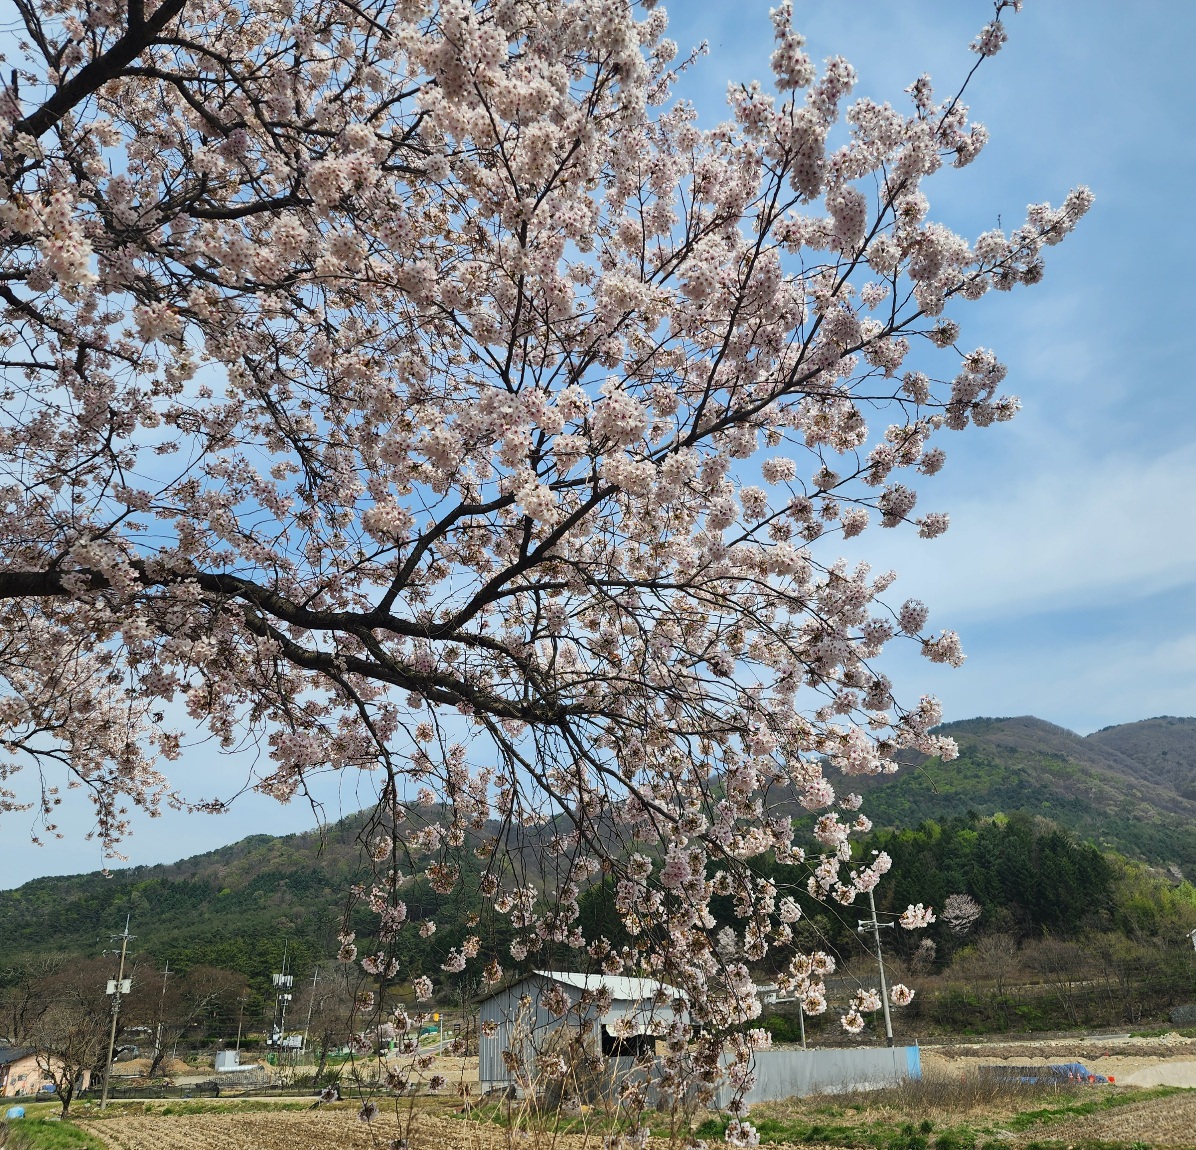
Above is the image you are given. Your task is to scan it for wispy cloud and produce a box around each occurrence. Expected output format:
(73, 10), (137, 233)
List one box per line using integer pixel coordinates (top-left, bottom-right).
(868, 441), (1196, 626)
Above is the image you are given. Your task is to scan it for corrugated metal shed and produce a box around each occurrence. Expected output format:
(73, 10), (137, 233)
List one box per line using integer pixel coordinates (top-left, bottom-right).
(477, 970), (682, 1093)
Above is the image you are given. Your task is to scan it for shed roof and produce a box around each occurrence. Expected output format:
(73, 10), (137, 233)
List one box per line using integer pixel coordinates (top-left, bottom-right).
(0, 1047), (34, 1067)
(477, 969), (682, 1008)
(532, 970), (681, 1002)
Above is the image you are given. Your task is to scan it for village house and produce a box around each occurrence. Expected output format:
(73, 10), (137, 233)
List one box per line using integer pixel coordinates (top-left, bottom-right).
(0, 1047), (90, 1098)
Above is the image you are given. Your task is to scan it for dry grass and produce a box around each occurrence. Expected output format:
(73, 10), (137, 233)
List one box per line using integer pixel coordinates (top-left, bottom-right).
(66, 1064), (1195, 1150)
(1035, 1088), (1196, 1148)
(753, 1072), (1086, 1124)
(739, 1079), (1192, 1150)
(107, 1060), (194, 1079)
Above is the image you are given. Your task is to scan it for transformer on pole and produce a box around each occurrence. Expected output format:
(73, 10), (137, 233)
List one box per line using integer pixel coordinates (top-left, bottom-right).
(857, 888), (895, 1048)
(100, 916), (134, 1110)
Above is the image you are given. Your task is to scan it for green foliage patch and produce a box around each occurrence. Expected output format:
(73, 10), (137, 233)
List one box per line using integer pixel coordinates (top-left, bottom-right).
(690, 1087), (1183, 1150)
(0, 1118), (106, 1150)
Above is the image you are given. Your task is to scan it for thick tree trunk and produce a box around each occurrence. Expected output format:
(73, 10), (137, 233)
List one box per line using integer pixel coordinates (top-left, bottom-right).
(148, 1045), (168, 1078)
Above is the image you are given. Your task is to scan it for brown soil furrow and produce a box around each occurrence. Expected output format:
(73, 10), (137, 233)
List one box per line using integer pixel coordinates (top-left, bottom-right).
(1018, 1091), (1196, 1148)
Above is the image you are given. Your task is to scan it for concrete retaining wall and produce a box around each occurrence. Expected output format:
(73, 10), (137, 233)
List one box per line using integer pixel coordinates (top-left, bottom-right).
(713, 1046), (921, 1107)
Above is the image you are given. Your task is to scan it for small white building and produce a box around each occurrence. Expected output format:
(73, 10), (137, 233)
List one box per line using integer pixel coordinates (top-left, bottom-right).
(477, 970), (682, 1094)
(214, 1051), (261, 1073)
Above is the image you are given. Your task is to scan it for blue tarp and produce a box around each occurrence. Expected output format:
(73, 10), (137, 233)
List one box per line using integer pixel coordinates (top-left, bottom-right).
(979, 1062), (1108, 1085)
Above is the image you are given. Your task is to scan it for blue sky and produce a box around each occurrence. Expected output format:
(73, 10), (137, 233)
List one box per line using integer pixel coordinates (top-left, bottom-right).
(3, 1), (1193, 885)
(663, 0), (1196, 733)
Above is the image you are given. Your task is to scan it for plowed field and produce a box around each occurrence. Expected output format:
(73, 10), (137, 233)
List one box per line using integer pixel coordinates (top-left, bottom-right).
(79, 1110), (594, 1150)
(1015, 1089), (1196, 1148)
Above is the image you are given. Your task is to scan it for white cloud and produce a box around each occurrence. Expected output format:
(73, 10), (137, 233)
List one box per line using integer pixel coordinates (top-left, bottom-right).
(857, 441), (1196, 627)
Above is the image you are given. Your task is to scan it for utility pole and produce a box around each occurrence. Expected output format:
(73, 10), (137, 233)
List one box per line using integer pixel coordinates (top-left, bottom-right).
(100, 917), (134, 1110)
(235, 994), (248, 1054)
(153, 961), (171, 1073)
(857, 888), (894, 1048)
(302, 964), (320, 1058)
(272, 941), (294, 1072)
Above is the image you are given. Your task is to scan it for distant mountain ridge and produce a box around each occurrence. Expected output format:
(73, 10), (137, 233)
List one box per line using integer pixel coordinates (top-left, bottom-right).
(862, 714), (1196, 877)
(1088, 716), (1196, 799)
(1, 714), (1194, 973)
(0, 817), (369, 977)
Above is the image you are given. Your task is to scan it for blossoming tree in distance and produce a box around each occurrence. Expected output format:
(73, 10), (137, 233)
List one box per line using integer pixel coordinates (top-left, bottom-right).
(0, 0), (1088, 1120)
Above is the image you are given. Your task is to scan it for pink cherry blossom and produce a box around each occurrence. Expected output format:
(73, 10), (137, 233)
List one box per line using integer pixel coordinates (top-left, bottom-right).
(899, 903), (938, 929)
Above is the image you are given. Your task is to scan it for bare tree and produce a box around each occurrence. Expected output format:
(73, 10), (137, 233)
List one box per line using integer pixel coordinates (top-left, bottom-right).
(969, 932), (1020, 999)
(26, 963), (110, 1117)
(135, 965), (248, 1078)
(0, 955), (63, 1046)
(1089, 932), (1156, 1025)
(297, 964), (355, 1083)
(1025, 937), (1089, 1028)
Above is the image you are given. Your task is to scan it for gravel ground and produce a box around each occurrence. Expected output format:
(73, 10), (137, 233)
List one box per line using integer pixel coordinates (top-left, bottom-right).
(1123, 1059), (1196, 1087)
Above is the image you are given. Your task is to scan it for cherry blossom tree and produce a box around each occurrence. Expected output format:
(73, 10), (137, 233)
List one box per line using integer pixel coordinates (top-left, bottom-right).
(942, 892), (983, 936)
(0, 0), (1089, 1110)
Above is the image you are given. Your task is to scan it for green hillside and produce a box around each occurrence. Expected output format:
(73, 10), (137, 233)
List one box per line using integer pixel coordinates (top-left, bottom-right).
(2, 714), (1195, 985)
(1088, 715), (1196, 799)
(0, 809), (497, 991)
(858, 716), (1196, 878)
(0, 822), (364, 978)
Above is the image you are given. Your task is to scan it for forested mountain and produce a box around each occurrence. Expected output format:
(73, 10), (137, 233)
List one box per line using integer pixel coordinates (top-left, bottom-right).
(2, 714), (1194, 986)
(0, 808), (506, 991)
(860, 715), (1196, 877)
(0, 820), (366, 979)
(1088, 715), (1196, 799)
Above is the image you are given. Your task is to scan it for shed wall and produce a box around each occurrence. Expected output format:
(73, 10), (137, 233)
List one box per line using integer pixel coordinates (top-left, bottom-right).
(477, 974), (678, 1092)
(480, 980), (921, 1105)
(479, 975), (588, 1090)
